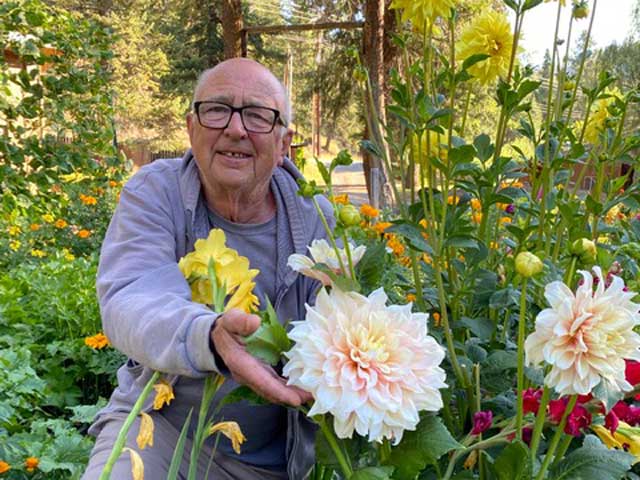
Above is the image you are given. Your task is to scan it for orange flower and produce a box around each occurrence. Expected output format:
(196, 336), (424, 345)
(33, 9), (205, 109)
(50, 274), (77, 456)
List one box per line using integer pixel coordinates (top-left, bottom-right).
(372, 222), (392, 235)
(79, 194), (97, 206)
(470, 198), (482, 211)
(500, 217), (512, 224)
(422, 254), (433, 264)
(84, 333), (110, 349)
(447, 195), (460, 205)
(472, 212), (483, 224)
(489, 241), (499, 249)
(24, 457), (38, 472)
(432, 312), (441, 327)
(54, 219), (68, 229)
(360, 204), (380, 218)
(386, 234), (405, 256)
(406, 293), (417, 302)
(109, 180), (118, 188)
(95, 187), (105, 196)
(332, 194), (349, 205)
(77, 229), (91, 239)
(29, 223), (41, 231)
(0, 461), (9, 474)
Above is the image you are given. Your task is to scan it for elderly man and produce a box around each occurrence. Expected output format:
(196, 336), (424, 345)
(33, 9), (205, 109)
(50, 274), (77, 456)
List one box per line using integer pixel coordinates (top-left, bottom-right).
(82, 58), (331, 479)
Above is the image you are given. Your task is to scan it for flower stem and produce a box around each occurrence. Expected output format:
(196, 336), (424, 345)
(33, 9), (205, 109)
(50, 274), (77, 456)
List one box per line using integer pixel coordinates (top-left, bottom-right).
(98, 370), (161, 480)
(317, 416), (353, 478)
(534, 395), (578, 480)
(529, 385), (551, 461)
(516, 277), (529, 440)
(312, 197), (348, 276)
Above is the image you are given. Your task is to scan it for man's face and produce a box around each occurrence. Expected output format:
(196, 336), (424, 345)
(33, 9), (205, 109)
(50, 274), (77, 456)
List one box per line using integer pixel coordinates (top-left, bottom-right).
(187, 62), (292, 200)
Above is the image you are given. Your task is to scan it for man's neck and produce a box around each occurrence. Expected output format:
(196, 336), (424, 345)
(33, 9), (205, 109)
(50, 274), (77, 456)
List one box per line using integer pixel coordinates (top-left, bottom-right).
(203, 186), (276, 224)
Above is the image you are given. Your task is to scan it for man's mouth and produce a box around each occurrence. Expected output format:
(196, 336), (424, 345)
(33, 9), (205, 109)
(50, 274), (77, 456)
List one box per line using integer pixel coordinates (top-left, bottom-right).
(218, 150), (252, 159)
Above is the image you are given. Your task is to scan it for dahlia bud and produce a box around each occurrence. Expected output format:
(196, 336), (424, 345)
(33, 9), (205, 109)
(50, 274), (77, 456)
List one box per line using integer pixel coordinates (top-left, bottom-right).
(573, 1), (589, 19)
(339, 204), (361, 226)
(515, 251), (543, 278)
(570, 238), (597, 264)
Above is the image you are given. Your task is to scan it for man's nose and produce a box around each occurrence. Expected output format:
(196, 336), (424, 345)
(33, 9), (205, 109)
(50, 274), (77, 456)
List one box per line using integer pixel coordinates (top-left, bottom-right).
(224, 110), (247, 137)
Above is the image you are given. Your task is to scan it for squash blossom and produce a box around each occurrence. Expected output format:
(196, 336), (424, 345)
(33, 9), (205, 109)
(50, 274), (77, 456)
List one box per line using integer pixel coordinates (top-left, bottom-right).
(178, 229), (259, 312)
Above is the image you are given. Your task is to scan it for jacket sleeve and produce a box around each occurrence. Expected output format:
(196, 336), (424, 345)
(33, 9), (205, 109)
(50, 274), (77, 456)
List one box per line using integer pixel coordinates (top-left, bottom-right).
(96, 168), (220, 378)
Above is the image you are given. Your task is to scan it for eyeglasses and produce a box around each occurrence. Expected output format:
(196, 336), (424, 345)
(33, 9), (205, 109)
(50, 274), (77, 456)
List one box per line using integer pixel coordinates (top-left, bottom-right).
(193, 101), (286, 133)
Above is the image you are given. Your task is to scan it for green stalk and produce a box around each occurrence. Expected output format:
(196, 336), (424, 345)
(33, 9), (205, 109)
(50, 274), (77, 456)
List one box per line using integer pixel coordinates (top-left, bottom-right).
(317, 416), (353, 478)
(312, 197), (347, 276)
(551, 434), (573, 468)
(516, 277), (529, 440)
(459, 88), (472, 137)
(98, 370), (161, 480)
(529, 385), (551, 461)
(534, 395), (578, 480)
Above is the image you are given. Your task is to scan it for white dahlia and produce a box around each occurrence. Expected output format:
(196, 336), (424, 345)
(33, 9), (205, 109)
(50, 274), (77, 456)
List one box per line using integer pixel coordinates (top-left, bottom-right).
(283, 287), (446, 444)
(287, 239), (366, 286)
(525, 267), (640, 396)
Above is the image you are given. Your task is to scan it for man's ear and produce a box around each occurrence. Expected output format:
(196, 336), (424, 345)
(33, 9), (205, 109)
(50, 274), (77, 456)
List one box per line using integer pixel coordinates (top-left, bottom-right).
(278, 128), (294, 166)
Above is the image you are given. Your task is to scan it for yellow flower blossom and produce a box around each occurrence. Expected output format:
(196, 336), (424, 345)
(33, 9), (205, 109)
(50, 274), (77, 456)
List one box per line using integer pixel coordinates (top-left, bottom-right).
(411, 130), (447, 167)
(137, 412), (154, 450)
(457, 10), (514, 84)
(360, 204), (380, 219)
(30, 249), (47, 258)
(63, 249), (76, 261)
(0, 461), (9, 474)
(489, 242), (499, 249)
(578, 88), (623, 144)
(390, 0), (457, 29)
(54, 219), (68, 229)
(593, 423), (640, 463)
(24, 457), (39, 473)
(42, 214), (54, 223)
(8, 225), (21, 236)
(423, 254), (433, 264)
(9, 240), (21, 251)
(331, 194), (349, 205)
(153, 379), (175, 410)
(500, 217), (512, 224)
(178, 229), (259, 312)
(84, 333), (110, 349)
(123, 448), (144, 480)
(209, 421), (246, 454)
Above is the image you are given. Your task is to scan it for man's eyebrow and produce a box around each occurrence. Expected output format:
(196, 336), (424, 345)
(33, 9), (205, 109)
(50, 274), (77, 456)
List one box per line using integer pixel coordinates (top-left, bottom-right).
(200, 94), (275, 109)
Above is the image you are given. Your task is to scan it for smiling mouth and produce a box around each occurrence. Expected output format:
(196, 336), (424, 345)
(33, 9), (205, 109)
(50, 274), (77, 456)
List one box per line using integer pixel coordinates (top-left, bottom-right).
(218, 150), (252, 159)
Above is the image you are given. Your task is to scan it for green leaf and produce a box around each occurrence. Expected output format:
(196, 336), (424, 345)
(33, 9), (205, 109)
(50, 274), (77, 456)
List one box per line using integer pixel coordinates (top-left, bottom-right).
(549, 446), (633, 480)
(387, 223), (433, 254)
(313, 264), (361, 292)
(474, 134), (494, 162)
(351, 466), (395, 479)
(316, 160), (332, 186)
(462, 53), (490, 71)
(492, 441), (531, 480)
(522, 0), (543, 12)
(356, 241), (386, 290)
(592, 379), (624, 412)
(449, 145), (476, 164)
(167, 408), (193, 480)
(458, 316), (494, 341)
(245, 299), (291, 366)
(386, 415), (462, 479)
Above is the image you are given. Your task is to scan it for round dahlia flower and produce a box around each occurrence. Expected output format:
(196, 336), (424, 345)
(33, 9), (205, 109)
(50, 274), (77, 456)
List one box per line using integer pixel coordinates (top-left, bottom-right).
(283, 287), (447, 444)
(525, 267), (640, 397)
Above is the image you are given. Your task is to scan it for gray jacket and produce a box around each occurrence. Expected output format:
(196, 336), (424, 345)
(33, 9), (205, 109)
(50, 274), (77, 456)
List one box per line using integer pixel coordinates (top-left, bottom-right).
(89, 150), (333, 479)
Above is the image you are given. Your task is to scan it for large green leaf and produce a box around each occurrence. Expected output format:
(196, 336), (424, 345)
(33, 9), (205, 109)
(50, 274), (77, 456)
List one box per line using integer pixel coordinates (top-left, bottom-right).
(245, 298), (291, 365)
(492, 441), (531, 480)
(386, 415), (462, 480)
(549, 445), (633, 480)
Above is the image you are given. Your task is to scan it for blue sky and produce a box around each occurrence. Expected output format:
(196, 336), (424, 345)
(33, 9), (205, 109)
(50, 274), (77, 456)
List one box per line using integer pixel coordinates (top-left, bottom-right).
(512, 0), (635, 66)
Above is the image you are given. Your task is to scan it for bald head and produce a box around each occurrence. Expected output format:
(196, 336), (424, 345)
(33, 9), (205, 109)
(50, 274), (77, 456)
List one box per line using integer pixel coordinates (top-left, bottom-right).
(193, 58), (292, 124)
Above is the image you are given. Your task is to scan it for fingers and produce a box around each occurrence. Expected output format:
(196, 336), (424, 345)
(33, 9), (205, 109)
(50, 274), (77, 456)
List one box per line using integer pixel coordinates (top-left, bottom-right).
(217, 309), (261, 337)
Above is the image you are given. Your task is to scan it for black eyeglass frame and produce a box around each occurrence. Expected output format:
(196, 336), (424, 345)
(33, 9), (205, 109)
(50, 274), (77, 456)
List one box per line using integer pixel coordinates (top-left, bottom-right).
(193, 101), (287, 133)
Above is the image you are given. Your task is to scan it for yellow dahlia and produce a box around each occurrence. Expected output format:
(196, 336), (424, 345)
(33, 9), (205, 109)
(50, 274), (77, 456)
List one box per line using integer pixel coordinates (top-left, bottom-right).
(390, 0), (457, 28)
(525, 267), (640, 396)
(580, 88), (622, 144)
(178, 229), (259, 312)
(457, 10), (514, 84)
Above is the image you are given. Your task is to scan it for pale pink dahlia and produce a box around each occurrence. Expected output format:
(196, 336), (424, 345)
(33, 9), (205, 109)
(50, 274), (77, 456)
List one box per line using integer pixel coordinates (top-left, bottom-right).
(525, 267), (640, 397)
(283, 287), (446, 444)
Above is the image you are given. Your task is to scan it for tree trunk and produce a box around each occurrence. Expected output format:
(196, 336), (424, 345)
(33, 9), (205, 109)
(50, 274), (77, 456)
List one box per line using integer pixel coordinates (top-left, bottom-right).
(312, 31), (323, 157)
(221, 0), (243, 59)
(362, 0), (386, 207)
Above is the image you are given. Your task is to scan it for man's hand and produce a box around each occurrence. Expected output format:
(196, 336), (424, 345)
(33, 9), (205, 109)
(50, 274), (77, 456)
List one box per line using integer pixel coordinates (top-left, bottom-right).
(211, 308), (313, 407)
